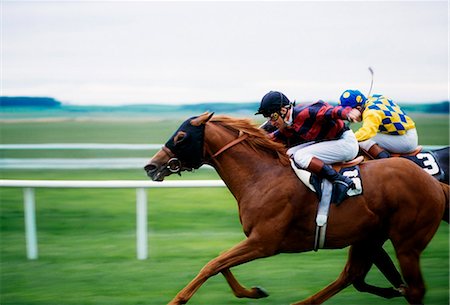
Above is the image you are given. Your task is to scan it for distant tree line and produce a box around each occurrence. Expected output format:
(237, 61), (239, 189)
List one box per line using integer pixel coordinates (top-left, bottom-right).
(0, 96), (448, 114)
(0, 96), (62, 107)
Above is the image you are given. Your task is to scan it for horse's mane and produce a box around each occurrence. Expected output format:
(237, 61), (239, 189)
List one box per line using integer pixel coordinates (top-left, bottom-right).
(210, 115), (290, 166)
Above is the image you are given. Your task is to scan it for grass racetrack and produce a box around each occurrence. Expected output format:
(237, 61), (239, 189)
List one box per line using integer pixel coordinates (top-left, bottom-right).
(1, 113), (448, 304)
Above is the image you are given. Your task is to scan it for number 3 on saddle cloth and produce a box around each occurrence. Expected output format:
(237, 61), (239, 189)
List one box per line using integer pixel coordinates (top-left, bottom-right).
(399, 151), (444, 180)
(290, 157), (364, 251)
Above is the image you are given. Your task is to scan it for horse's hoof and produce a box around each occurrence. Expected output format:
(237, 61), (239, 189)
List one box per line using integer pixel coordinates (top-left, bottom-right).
(384, 288), (403, 299)
(251, 286), (269, 298)
(395, 284), (407, 296)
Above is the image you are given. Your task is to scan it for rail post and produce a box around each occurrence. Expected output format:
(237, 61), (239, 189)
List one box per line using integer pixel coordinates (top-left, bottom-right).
(23, 187), (38, 260)
(136, 188), (148, 260)
(0, 179), (227, 260)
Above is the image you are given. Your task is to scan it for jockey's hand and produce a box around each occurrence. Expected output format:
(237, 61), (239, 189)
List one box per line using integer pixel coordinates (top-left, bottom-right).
(347, 108), (362, 123)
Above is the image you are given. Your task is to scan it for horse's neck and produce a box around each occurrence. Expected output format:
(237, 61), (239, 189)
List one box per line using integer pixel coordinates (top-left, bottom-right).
(204, 124), (283, 201)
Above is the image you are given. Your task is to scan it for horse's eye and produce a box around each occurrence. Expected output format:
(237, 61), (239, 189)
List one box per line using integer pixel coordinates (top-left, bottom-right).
(174, 131), (187, 145)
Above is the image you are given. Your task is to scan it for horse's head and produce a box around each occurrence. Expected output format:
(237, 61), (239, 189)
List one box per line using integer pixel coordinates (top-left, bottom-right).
(144, 112), (214, 181)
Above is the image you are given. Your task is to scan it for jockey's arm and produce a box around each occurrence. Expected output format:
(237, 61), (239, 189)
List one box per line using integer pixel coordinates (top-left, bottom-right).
(320, 103), (352, 121)
(354, 110), (382, 142)
(269, 129), (291, 144)
(268, 131), (277, 141)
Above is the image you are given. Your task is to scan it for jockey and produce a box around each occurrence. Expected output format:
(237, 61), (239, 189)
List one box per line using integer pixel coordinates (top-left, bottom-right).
(256, 91), (360, 204)
(339, 90), (418, 159)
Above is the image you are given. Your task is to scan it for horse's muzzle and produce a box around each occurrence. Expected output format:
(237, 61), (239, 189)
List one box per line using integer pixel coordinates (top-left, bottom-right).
(144, 163), (164, 181)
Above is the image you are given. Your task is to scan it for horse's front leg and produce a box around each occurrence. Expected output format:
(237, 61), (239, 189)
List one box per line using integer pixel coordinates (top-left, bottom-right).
(221, 268), (269, 299)
(168, 238), (273, 305)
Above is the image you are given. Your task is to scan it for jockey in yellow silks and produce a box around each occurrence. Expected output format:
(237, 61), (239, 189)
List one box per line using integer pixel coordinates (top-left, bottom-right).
(339, 90), (418, 159)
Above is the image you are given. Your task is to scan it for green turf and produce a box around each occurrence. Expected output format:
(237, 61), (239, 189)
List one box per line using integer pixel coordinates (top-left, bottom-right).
(0, 114), (447, 145)
(0, 114), (448, 159)
(412, 114), (450, 145)
(1, 169), (448, 305)
(1, 114), (449, 304)
(0, 120), (183, 144)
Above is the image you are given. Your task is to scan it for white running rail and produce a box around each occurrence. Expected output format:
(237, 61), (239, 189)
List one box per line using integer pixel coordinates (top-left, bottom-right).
(0, 180), (226, 260)
(1, 144), (444, 150)
(0, 143), (163, 150)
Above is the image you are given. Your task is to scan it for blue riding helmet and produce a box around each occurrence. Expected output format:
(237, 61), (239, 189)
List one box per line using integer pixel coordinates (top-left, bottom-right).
(339, 90), (367, 108)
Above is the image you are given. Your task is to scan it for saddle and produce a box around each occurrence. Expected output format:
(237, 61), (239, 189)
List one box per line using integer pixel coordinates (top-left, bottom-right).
(390, 145), (423, 157)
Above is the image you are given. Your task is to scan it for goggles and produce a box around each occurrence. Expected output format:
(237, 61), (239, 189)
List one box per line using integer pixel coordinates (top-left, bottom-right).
(264, 112), (285, 122)
(269, 112), (280, 121)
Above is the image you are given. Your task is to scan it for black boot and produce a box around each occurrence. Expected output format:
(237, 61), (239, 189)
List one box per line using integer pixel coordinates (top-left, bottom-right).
(368, 144), (391, 159)
(308, 157), (356, 205)
(376, 151), (391, 159)
(320, 165), (356, 204)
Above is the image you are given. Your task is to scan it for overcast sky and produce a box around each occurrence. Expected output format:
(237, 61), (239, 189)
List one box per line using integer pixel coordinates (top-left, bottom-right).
(2, 1), (448, 105)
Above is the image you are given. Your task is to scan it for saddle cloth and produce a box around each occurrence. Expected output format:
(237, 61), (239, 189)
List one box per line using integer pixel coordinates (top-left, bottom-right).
(365, 146), (444, 181)
(400, 152), (444, 180)
(290, 156), (364, 200)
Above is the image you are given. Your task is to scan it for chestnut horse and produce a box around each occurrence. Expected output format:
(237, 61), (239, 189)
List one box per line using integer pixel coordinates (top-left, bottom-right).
(144, 113), (449, 305)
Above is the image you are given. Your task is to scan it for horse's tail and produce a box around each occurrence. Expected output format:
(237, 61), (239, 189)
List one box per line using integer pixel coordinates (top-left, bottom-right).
(441, 182), (450, 223)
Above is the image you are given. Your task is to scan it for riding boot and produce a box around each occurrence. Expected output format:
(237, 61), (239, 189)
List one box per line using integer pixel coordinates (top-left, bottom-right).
(368, 144), (391, 159)
(307, 157), (356, 205)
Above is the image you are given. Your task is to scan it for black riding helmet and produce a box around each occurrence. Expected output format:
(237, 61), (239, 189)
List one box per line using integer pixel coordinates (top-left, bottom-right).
(255, 91), (291, 117)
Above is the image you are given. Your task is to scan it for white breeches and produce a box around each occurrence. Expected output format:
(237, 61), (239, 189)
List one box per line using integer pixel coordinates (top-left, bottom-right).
(286, 130), (359, 169)
(358, 128), (418, 154)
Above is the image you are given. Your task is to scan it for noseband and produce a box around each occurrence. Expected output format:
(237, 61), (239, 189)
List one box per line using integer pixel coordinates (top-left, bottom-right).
(161, 146), (183, 173)
(161, 132), (248, 174)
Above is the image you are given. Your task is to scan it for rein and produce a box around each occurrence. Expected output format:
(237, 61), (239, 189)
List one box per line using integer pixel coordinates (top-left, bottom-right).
(162, 146), (175, 158)
(211, 132), (248, 159)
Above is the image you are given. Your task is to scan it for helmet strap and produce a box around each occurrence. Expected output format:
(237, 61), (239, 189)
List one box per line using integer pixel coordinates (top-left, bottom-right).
(279, 107), (288, 119)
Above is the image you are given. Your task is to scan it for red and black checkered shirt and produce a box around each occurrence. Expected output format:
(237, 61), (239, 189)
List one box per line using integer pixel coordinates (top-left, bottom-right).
(273, 101), (352, 146)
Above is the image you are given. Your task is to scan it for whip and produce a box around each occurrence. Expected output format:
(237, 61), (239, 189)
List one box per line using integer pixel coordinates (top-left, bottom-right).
(367, 66), (374, 98)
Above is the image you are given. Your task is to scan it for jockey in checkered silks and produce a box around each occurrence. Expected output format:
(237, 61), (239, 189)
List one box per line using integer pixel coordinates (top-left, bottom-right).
(339, 90), (418, 159)
(256, 91), (361, 204)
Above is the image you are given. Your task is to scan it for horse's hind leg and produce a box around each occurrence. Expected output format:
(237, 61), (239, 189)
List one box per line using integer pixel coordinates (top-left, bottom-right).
(390, 218), (439, 304)
(353, 247), (405, 299)
(221, 268), (269, 299)
(292, 243), (373, 305)
(372, 247), (404, 288)
(389, 186), (444, 304)
(395, 248), (425, 305)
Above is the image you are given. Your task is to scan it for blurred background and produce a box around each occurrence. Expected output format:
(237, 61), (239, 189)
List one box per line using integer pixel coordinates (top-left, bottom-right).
(1, 1), (448, 305)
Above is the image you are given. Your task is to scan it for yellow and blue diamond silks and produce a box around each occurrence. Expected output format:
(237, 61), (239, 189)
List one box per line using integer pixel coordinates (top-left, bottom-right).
(355, 95), (415, 142)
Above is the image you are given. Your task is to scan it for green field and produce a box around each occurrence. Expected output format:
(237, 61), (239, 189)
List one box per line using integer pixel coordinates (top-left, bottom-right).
(0, 114), (449, 305)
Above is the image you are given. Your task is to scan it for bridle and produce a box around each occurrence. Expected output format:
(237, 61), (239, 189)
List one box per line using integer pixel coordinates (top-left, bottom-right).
(161, 146), (183, 173)
(210, 132), (248, 158)
(160, 131), (249, 174)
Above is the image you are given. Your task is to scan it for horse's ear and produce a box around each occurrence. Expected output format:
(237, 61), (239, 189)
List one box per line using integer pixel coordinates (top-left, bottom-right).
(191, 112), (214, 126)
